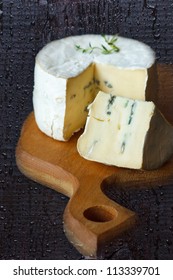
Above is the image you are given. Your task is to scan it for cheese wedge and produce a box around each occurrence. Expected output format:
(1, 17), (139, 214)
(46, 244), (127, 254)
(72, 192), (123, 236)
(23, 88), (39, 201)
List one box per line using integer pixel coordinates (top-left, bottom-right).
(77, 91), (173, 170)
(33, 34), (157, 141)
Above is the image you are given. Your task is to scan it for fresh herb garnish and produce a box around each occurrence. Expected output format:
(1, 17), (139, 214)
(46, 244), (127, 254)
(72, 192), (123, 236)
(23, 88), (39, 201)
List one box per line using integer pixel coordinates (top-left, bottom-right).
(75, 35), (120, 55)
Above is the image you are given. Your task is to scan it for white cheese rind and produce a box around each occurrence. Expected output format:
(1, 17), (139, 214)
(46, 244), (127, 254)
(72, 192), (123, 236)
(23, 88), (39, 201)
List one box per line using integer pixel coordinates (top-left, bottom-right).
(33, 63), (67, 141)
(77, 91), (158, 169)
(36, 35), (155, 77)
(33, 34), (156, 141)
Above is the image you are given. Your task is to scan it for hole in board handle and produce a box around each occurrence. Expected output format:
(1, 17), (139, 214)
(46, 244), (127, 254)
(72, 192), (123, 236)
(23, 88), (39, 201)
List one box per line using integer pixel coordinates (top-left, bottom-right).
(83, 205), (117, 223)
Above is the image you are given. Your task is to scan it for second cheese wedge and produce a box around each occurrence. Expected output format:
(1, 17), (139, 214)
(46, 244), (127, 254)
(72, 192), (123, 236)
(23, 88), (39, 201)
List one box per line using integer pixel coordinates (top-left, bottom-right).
(77, 91), (173, 170)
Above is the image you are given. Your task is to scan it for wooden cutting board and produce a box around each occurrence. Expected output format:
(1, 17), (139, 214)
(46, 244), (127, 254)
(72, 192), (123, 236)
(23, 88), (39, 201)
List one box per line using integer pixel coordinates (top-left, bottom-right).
(16, 64), (173, 258)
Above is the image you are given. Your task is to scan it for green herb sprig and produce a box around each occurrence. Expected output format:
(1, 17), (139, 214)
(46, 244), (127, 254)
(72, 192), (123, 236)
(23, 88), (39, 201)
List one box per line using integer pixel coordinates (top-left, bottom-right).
(75, 35), (120, 55)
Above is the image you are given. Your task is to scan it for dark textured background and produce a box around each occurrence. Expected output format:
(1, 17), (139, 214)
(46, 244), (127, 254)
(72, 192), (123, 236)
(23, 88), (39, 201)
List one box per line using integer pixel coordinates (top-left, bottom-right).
(0, 0), (173, 259)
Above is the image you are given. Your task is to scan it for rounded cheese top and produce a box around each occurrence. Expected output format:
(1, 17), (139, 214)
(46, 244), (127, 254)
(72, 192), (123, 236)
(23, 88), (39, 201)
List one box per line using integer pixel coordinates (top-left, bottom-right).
(36, 34), (155, 79)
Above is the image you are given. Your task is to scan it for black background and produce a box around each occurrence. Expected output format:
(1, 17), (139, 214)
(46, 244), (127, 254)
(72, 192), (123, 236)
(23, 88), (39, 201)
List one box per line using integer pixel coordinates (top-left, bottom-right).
(0, 0), (173, 259)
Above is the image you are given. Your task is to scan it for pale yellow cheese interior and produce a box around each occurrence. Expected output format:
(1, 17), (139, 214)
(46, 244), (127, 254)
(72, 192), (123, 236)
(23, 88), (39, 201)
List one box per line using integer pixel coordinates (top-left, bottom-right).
(63, 64), (96, 140)
(63, 62), (150, 140)
(77, 91), (155, 169)
(95, 64), (148, 99)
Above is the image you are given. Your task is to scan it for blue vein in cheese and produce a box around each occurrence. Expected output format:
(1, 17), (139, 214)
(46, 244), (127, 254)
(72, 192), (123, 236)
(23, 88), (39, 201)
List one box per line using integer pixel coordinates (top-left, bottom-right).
(128, 101), (136, 125)
(106, 94), (116, 115)
(121, 133), (128, 154)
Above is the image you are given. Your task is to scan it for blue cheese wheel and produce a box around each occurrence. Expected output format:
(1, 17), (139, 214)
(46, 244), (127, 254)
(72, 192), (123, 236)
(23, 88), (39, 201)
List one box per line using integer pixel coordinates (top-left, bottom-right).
(33, 34), (156, 141)
(77, 91), (173, 170)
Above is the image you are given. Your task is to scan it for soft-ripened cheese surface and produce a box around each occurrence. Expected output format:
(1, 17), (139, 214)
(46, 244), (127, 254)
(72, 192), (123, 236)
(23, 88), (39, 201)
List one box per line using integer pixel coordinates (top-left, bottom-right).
(77, 91), (155, 169)
(36, 35), (155, 77)
(33, 34), (156, 141)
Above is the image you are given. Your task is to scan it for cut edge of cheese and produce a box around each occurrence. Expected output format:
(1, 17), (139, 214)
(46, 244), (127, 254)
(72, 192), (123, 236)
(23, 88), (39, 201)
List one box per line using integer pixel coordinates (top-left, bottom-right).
(63, 63), (96, 140)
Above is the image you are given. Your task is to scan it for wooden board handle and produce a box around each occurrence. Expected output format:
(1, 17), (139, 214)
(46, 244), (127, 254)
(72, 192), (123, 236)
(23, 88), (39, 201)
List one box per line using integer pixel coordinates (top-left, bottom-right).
(63, 175), (136, 257)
